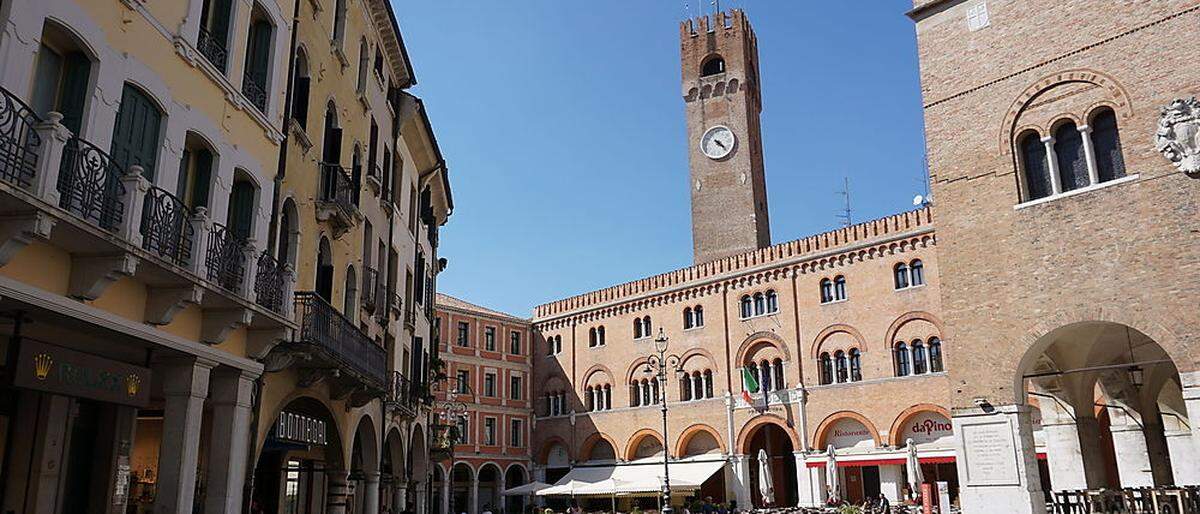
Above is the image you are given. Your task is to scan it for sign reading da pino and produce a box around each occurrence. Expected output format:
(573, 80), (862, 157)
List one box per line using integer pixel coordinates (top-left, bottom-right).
(12, 339), (151, 407)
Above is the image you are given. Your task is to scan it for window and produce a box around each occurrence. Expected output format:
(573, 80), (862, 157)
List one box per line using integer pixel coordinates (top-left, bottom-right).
(741, 292), (777, 318)
(913, 340), (928, 375)
(819, 279), (834, 304)
(1055, 122), (1089, 192)
(894, 342), (910, 377)
(455, 416), (469, 444)
(33, 24), (92, 135)
(373, 47), (384, 81)
(740, 295), (753, 318)
(456, 322), (469, 347)
(510, 331), (521, 354)
(597, 326), (605, 345)
(929, 337), (944, 373)
(894, 263), (909, 289)
(834, 351), (848, 383)
(966, 1), (989, 31)
(683, 308), (694, 329)
(343, 265), (357, 318)
(1019, 131), (1052, 201)
(332, 0), (347, 44)
(484, 327), (496, 351)
(701, 55), (725, 76)
(704, 370), (714, 398)
(196, 0), (233, 71)
(643, 317), (652, 338)
(242, 7), (272, 113)
(290, 51), (309, 128)
(483, 417), (496, 446)
(456, 370), (470, 394)
(484, 372), (496, 397)
(910, 260), (925, 286)
(759, 361), (772, 392)
(753, 293), (765, 316)
(589, 327), (598, 347)
(819, 353), (833, 385)
(553, 335), (562, 355)
(772, 359), (784, 390)
(834, 276), (847, 301)
(680, 376), (692, 401)
(849, 349), (862, 382)
(510, 419), (523, 447)
(110, 84), (164, 181)
(510, 375), (522, 400)
(1091, 109), (1126, 182)
(765, 291), (778, 313)
(547, 392), (566, 417)
(175, 134), (215, 210)
(633, 318), (643, 339)
(694, 306), (704, 327)
(631, 381), (642, 407)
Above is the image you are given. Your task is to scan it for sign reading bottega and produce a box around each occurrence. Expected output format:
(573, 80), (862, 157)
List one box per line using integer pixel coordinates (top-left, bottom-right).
(12, 340), (151, 407)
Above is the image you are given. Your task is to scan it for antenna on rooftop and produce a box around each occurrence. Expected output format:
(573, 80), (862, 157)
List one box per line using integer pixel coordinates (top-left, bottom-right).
(836, 177), (853, 227)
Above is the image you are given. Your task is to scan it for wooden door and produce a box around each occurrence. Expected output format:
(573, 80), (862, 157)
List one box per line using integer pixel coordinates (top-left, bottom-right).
(844, 466), (864, 505)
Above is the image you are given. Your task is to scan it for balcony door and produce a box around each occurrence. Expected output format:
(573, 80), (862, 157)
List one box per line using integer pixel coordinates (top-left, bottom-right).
(315, 237), (333, 302)
(109, 84), (162, 181)
(31, 40), (90, 135)
(227, 174), (255, 240)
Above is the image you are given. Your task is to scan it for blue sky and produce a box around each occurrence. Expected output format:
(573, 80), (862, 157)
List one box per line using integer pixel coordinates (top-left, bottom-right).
(399, 1), (926, 318)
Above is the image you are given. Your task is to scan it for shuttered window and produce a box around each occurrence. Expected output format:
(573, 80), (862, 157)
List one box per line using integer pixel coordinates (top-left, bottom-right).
(110, 84), (162, 180)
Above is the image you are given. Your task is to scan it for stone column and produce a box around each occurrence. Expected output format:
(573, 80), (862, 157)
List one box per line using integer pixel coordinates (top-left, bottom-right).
(1041, 136), (1063, 195)
(1139, 402), (1175, 486)
(469, 476), (479, 514)
(1106, 404), (1154, 487)
(952, 404), (1046, 514)
(154, 358), (215, 514)
(729, 454), (751, 509)
(203, 368), (255, 514)
(364, 472), (381, 514)
(793, 451), (821, 507)
(327, 472), (351, 514)
(1166, 429), (1200, 485)
(1078, 124), (1100, 185)
(1, 392), (71, 514)
(441, 474), (451, 514)
(878, 465), (904, 504)
(1180, 372), (1200, 487)
(393, 482), (407, 514)
(1038, 395), (1092, 491)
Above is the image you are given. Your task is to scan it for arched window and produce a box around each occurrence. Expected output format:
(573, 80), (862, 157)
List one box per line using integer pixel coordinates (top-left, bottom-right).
(913, 339), (928, 375)
(642, 379), (651, 406)
(195, 0), (233, 71)
(241, 6), (273, 113)
(680, 377), (692, 401)
(343, 265), (357, 318)
(819, 279), (833, 304)
(604, 385), (612, 410)
(772, 359), (784, 390)
(819, 353), (833, 385)
(694, 306), (704, 327)
(683, 307), (694, 329)
(833, 276), (847, 301)
(747, 361), (760, 392)
(110, 84), (164, 181)
(589, 327), (597, 347)
(910, 259), (924, 286)
(357, 39), (370, 93)
(740, 295), (753, 318)
(849, 349), (862, 382)
(894, 262), (909, 289)
(291, 50), (310, 129)
(651, 378), (660, 404)
(834, 351), (848, 383)
(1055, 122), (1089, 192)
(633, 318), (643, 339)
(759, 360), (772, 392)
(1091, 108), (1126, 182)
(766, 290), (778, 313)
(929, 337), (944, 372)
(701, 55), (725, 76)
(895, 342), (910, 377)
(692, 371), (703, 400)
(585, 386), (594, 412)
(643, 316), (652, 337)
(598, 326), (605, 345)
(1019, 131), (1052, 201)
(704, 370), (714, 398)
(753, 293), (765, 316)
(631, 382), (641, 407)
(332, 0), (347, 43)
(316, 237), (333, 302)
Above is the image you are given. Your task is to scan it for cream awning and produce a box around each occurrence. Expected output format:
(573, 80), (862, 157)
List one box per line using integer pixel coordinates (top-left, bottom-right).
(537, 457), (727, 497)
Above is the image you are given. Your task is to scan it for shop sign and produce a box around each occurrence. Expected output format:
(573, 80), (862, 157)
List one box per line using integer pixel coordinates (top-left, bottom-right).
(275, 411), (327, 446)
(12, 340), (151, 407)
(826, 418), (874, 449)
(900, 412), (954, 446)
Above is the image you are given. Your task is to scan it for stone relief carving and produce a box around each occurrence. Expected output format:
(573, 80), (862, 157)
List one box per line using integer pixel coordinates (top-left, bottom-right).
(1155, 97), (1200, 175)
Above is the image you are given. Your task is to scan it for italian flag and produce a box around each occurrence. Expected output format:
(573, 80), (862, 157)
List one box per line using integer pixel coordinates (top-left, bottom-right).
(741, 367), (760, 405)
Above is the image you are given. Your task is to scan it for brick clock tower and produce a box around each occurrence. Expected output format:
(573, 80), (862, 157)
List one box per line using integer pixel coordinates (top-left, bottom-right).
(681, 9), (770, 264)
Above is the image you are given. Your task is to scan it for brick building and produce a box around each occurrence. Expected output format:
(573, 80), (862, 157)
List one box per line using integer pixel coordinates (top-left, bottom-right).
(433, 294), (535, 514)
(521, 4), (1200, 514)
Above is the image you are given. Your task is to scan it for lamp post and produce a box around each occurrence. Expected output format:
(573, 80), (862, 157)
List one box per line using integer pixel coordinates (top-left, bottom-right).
(430, 376), (470, 514)
(643, 328), (683, 514)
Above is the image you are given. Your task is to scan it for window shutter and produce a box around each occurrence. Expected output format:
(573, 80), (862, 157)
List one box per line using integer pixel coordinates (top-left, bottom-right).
(110, 84), (162, 181)
(192, 150), (212, 209)
(228, 181), (254, 240)
(247, 21), (271, 86)
(175, 149), (191, 201)
(57, 52), (91, 135)
(293, 76), (310, 127)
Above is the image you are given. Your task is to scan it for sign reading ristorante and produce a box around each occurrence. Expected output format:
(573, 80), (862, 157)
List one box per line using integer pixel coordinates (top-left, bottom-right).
(12, 340), (151, 407)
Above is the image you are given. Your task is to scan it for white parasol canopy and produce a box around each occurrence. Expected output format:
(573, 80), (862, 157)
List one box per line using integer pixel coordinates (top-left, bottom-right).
(906, 438), (924, 501)
(757, 449), (774, 506)
(825, 445), (839, 503)
(502, 481), (552, 496)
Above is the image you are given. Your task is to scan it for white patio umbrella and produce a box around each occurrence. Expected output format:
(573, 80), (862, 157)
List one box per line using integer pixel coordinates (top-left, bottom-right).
(757, 449), (775, 506)
(502, 481), (551, 496)
(825, 445), (839, 503)
(905, 438), (924, 501)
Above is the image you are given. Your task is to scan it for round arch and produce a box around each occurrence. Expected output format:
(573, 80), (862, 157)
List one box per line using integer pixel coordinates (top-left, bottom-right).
(999, 68), (1134, 155)
(736, 414), (800, 454)
(810, 323), (868, 359)
(409, 423), (428, 486)
(536, 436), (572, 465)
(348, 413), (381, 475)
(580, 432), (620, 462)
(812, 411), (882, 449)
(735, 331), (791, 367)
(883, 312), (945, 352)
(678, 347), (720, 373)
(624, 428), (666, 461)
(887, 404), (952, 446)
(581, 364), (615, 387)
(675, 423), (726, 457)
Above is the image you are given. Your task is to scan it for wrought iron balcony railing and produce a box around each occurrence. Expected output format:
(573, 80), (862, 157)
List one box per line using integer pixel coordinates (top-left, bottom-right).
(0, 87), (41, 188)
(294, 291), (386, 388)
(57, 136), (125, 232)
(196, 27), (228, 72)
(241, 76), (267, 113)
(361, 266), (379, 312)
(205, 223), (249, 292)
(387, 371), (418, 418)
(318, 162), (356, 218)
(255, 251), (287, 315)
(140, 187), (193, 267)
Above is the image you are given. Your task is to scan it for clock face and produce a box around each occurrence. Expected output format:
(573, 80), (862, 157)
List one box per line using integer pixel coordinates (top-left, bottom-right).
(700, 126), (736, 160)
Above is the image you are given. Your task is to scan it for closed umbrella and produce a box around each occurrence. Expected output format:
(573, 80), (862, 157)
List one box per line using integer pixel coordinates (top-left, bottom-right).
(757, 449), (775, 506)
(906, 438), (924, 501)
(825, 445), (839, 504)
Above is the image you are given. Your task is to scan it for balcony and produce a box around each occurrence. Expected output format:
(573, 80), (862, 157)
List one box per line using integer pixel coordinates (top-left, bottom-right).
(386, 371), (418, 419)
(290, 291), (386, 405)
(315, 162), (359, 235)
(0, 86), (294, 343)
(196, 27), (228, 72)
(241, 76), (267, 114)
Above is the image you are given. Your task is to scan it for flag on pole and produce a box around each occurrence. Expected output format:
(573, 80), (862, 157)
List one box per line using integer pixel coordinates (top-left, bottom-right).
(741, 367), (759, 405)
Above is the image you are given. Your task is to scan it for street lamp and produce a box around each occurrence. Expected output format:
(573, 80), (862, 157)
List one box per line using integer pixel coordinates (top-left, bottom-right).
(429, 376), (469, 514)
(643, 328), (683, 514)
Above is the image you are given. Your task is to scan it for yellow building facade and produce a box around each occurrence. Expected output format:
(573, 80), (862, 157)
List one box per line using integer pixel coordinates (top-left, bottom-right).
(0, 0), (450, 511)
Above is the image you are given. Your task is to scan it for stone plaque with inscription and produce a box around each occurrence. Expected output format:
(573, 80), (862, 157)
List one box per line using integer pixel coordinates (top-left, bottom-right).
(962, 420), (1020, 486)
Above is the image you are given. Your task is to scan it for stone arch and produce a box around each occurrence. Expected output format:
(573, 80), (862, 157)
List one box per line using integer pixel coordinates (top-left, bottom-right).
(735, 414), (800, 454)
(536, 436), (572, 464)
(679, 347), (719, 373)
(887, 404), (953, 446)
(625, 357), (651, 383)
(384, 426), (406, 480)
(624, 428), (666, 461)
(999, 68), (1134, 155)
(736, 331), (791, 366)
(348, 412), (381, 477)
(809, 323), (867, 359)
(254, 391), (347, 463)
(580, 364), (614, 391)
(675, 423), (726, 457)
(813, 411), (882, 449)
(580, 432), (620, 462)
(883, 312), (945, 347)
(408, 423), (428, 483)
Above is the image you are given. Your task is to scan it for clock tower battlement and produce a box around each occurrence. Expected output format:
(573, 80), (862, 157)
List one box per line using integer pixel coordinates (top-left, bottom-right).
(681, 9), (770, 264)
